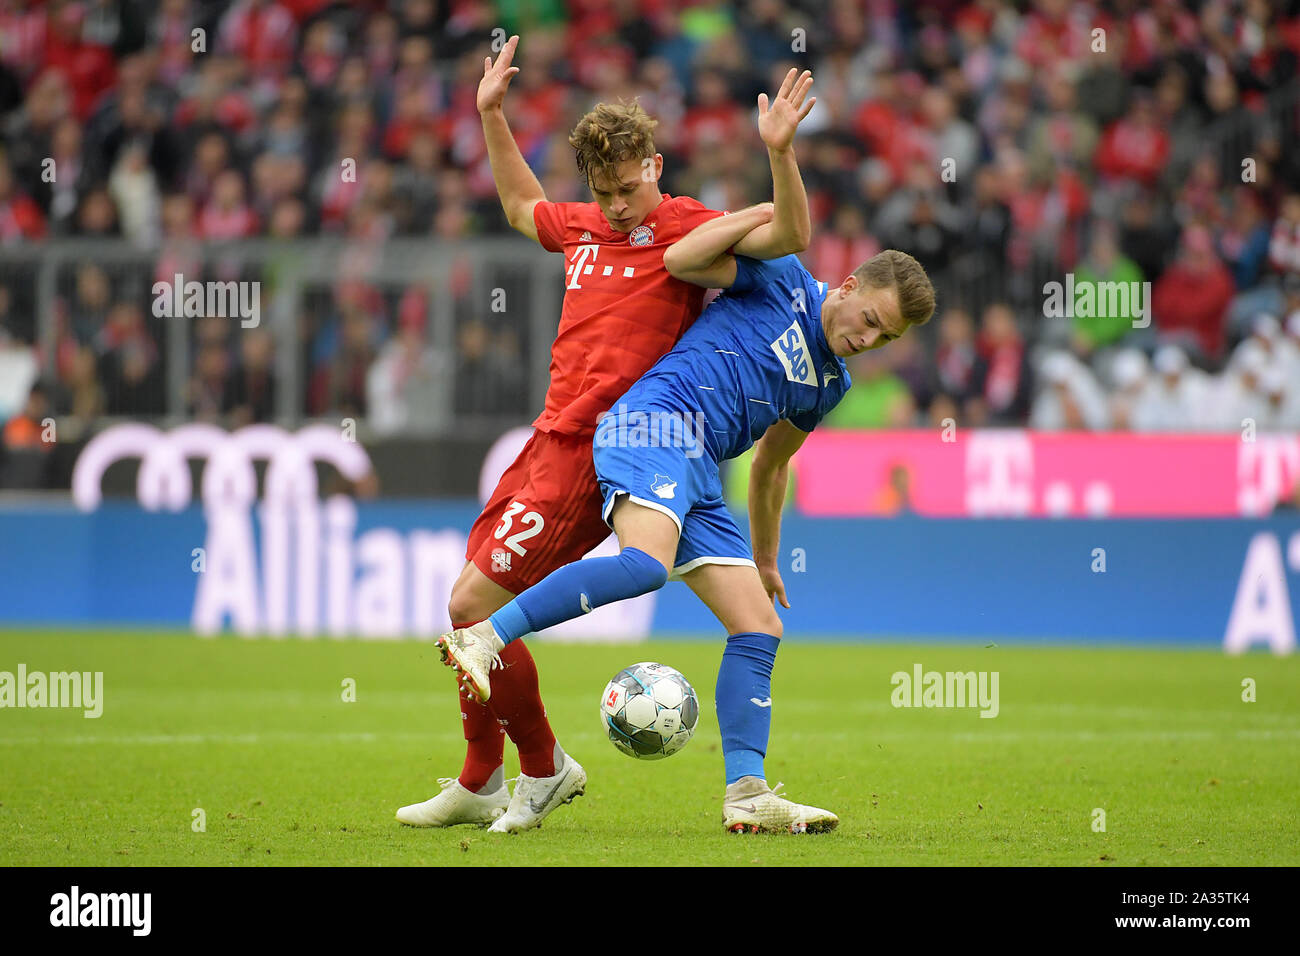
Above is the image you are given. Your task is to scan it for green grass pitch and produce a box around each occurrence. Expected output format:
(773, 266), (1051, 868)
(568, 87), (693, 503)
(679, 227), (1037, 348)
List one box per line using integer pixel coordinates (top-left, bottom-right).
(1, 631), (1297, 866)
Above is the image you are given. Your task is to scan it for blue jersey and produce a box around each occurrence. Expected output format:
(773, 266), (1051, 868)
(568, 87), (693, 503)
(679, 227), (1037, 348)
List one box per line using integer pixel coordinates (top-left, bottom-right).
(628, 254), (851, 462)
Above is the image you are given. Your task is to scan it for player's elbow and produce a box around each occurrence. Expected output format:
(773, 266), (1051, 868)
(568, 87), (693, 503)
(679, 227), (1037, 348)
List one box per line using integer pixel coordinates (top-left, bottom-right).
(780, 224), (811, 255)
(505, 196), (545, 234)
(663, 245), (691, 278)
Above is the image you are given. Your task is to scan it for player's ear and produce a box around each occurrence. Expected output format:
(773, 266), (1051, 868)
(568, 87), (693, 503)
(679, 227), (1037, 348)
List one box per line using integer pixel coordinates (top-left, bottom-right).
(839, 274), (857, 296)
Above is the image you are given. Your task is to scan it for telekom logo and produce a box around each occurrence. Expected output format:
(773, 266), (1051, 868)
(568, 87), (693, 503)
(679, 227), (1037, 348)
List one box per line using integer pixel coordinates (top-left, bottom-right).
(1237, 437), (1300, 517)
(964, 431), (1034, 516)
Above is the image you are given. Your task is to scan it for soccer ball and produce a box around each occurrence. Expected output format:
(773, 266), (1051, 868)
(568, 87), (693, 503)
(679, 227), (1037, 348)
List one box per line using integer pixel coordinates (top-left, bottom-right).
(600, 662), (699, 760)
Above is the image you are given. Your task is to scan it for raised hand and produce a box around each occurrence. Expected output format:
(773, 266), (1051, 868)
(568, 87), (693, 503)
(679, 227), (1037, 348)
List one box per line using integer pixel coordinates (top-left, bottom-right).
(757, 68), (816, 153)
(477, 35), (521, 114)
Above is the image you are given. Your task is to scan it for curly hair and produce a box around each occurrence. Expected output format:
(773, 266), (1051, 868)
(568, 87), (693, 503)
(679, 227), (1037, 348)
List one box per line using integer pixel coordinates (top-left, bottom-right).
(568, 100), (658, 189)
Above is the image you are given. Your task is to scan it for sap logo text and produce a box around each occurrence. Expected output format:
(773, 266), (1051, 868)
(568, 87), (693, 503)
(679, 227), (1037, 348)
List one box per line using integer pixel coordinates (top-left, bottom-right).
(771, 321), (814, 385)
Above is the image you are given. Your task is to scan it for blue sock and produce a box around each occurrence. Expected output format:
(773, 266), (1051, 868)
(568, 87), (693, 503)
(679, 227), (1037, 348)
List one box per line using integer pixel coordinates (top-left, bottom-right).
(715, 632), (780, 785)
(489, 548), (668, 644)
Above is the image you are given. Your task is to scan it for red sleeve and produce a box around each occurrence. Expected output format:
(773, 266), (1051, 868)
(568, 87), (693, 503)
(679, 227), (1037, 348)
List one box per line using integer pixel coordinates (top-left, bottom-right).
(532, 201), (570, 252)
(674, 195), (726, 235)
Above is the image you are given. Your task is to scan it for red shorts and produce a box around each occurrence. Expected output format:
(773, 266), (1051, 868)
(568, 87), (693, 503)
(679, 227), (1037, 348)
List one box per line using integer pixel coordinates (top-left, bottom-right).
(465, 429), (613, 594)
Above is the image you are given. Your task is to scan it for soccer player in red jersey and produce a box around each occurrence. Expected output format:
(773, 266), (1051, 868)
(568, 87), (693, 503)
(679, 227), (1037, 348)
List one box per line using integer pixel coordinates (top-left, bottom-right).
(397, 37), (815, 832)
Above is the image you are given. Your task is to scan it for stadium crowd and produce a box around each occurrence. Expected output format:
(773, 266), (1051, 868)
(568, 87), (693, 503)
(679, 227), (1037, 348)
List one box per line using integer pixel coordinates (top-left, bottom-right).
(2, 0), (1300, 480)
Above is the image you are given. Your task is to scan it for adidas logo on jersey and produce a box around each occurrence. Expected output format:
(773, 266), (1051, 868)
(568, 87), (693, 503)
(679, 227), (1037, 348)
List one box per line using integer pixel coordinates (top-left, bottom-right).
(771, 321), (816, 386)
(579, 230), (592, 241)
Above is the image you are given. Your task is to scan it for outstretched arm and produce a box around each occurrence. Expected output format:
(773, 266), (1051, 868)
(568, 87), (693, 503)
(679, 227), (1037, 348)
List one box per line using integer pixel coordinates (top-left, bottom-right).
(749, 419), (810, 608)
(663, 202), (774, 288)
(478, 35), (546, 243)
(730, 68), (816, 260)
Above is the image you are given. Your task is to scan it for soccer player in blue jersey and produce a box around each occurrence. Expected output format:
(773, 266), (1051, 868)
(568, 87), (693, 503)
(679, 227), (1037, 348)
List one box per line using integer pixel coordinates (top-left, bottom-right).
(439, 205), (935, 833)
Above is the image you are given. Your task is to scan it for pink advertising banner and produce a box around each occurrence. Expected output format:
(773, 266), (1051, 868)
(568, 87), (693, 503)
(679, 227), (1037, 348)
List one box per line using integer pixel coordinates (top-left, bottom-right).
(795, 430), (1300, 518)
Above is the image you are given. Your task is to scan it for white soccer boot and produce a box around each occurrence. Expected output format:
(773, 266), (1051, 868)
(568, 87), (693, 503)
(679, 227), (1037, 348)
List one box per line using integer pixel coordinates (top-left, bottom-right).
(487, 753), (587, 833)
(436, 620), (505, 703)
(722, 776), (839, 834)
(395, 777), (509, 827)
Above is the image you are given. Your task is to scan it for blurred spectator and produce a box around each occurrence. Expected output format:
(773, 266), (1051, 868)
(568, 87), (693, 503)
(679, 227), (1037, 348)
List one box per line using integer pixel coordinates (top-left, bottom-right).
(1212, 339), (1272, 431)
(0, 381), (53, 488)
(453, 319), (526, 417)
(198, 169), (258, 239)
(1030, 350), (1110, 431)
(1130, 345), (1214, 432)
(0, 149), (47, 241)
(1269, 192), (1300, 275)
(367, 289), (449, 434)
(1152, 224), (1235, 362)
(1070, 221), (1146, 354)
(188, 341), (230, 421)
(108, 139), (161, 245)
(311, 298), (378, 418)
(42, 1), (117, 120)
(933, 307), (981, 404)
(968, 303), (1032, 426)
(1107, 348), (1152, 431)
(68, 263), (113, 344)
(810, 204), (881, 291)
(98, 303), (164, 415)
(823, 350), (913, 429)
(1095, 90), (1167, 189)
(1219, 188), (1272, 290)
(62, 344), (105, 422)
(74, 186), (119, 236)
(224, 329), (276, 426)
(218, 0), (298, 88)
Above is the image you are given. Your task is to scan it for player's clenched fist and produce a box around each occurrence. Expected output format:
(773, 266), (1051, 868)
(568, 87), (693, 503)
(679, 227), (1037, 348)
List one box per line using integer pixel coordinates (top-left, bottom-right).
(757, 68), (816, 153)
(478, 34), (521, 114)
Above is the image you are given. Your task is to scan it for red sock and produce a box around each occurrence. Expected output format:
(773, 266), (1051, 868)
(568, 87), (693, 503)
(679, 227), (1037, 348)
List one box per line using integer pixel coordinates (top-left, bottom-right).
(490, 639), (559, 778)
(453, 620), (505, 792)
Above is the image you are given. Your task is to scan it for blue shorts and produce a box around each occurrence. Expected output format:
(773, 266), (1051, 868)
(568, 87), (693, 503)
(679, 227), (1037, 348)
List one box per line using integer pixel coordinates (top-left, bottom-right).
(592, 405), (755, 580)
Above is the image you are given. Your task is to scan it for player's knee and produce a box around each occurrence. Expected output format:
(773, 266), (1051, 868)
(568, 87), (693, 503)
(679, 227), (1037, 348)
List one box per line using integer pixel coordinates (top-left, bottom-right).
(618, 546), (669, 594)
(447, 578), (492, 626)
(733, 603), (782, 639)
(759, 610), (783, 640)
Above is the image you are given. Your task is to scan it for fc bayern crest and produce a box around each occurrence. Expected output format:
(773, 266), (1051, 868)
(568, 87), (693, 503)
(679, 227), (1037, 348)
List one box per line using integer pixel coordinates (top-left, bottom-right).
(629, 224), (654, 246)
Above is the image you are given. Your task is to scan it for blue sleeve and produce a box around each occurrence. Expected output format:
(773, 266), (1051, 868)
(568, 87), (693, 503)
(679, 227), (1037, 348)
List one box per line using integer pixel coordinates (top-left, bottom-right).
(787, 410), (819, 433)
(728, 254), (798, 295)
(787, 375), (851, 433)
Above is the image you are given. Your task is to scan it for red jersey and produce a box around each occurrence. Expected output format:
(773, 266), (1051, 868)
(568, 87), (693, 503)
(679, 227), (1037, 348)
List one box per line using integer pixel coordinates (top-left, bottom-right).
(531, 194), (724, 436)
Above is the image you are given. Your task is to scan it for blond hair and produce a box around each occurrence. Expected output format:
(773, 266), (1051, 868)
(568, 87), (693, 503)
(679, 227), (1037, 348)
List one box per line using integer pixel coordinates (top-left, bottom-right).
(853, 250), (936, 327)
(568, 100), (658, 188)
